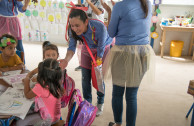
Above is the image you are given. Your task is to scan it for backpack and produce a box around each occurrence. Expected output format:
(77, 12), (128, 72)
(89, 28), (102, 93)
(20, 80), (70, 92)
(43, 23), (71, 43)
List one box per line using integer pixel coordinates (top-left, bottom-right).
(71, 100), (97, 126)
(61, 70), (75, 108)
(65, 89), (82, 126)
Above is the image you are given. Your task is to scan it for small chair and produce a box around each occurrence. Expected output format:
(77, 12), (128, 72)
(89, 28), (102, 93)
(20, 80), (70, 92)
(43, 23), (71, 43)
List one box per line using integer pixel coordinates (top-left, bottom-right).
(0, 116), (15, 126)
(16, 50), (24, 63)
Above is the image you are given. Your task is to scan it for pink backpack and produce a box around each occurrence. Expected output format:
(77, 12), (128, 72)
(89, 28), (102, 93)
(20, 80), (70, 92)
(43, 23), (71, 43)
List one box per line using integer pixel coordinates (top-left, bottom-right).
(61, 70), (75, 108)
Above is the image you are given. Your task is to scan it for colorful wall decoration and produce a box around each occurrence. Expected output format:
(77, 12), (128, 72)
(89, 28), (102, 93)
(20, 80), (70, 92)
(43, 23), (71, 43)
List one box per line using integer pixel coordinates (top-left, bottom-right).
(150, 0), (162, 48)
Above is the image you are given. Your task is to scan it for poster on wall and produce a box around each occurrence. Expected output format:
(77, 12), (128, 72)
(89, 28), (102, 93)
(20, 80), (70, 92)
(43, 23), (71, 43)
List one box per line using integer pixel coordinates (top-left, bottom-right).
(55, 12), (62, 23)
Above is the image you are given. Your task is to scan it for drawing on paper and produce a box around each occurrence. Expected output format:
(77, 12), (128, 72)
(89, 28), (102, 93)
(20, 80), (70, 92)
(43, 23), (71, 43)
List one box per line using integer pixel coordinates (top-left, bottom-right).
(0, 100), (23, 111)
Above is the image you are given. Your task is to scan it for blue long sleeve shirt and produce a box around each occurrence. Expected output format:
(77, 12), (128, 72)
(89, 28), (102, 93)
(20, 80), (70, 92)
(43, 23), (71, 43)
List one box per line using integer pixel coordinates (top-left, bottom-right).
(0, 0), (25, 16)
(68, 20), (113, 58)
(108, 0), (152, 45)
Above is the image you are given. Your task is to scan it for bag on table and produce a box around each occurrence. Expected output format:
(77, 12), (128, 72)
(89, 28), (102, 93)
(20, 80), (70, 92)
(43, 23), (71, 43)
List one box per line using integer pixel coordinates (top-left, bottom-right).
(61, 69), (75, 108)
(82, 36), (105, 94)
(188, 80), (194, 95)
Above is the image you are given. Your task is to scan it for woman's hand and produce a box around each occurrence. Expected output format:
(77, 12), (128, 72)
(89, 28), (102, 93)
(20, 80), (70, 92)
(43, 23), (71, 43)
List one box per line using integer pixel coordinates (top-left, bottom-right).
(59, 59), (68, 70)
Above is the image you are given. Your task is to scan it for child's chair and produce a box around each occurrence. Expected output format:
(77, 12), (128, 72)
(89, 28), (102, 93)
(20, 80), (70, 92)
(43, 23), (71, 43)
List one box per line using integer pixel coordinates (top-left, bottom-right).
(0, 116), (15, 126)
(16, 50), (24, 63)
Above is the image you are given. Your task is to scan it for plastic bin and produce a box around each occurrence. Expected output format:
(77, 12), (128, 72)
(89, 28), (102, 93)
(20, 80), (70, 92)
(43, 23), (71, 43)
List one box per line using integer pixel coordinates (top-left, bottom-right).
(170, 40), (184, 57)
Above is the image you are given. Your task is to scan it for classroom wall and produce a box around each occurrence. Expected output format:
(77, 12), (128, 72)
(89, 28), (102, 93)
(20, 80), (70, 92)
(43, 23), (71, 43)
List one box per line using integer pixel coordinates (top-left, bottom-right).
(20, 1), (194, 56)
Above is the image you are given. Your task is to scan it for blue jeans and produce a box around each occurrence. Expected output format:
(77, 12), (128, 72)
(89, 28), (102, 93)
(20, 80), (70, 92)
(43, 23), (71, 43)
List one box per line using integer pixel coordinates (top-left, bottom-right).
(112, 85), (138, 126)
(81, 67), (105, 104)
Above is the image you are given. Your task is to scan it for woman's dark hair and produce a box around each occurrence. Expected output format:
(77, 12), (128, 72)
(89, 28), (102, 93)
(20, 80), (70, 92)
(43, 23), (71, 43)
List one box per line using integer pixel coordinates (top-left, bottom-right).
(42, 41), (59, 59)
(68, 9), (88, 42)
(37, 58), (64, 98)
(0, 34), (18, 49)
(140, 0), (148, 18)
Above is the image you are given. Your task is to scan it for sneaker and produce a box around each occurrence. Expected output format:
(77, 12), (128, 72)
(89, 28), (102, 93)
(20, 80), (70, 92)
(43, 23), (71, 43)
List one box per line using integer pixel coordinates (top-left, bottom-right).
(96, 103), (104, 117)
(75, 66), (82, 71)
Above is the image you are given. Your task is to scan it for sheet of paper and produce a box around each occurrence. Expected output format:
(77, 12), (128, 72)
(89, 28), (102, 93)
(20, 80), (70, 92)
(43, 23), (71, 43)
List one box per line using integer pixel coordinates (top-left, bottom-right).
(3, 70), (22, 76)
(2, 73), (27, 86)
(0, 88), (34, 119)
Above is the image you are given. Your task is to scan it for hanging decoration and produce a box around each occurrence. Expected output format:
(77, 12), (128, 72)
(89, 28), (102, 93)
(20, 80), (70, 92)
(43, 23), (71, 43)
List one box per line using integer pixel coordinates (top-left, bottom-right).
(25, 10), (31, 17)
(150, 0), (162, 48)
(151, 32), (159, 39)
(40, 0), (46, 9)
(32, 10), (38, 17)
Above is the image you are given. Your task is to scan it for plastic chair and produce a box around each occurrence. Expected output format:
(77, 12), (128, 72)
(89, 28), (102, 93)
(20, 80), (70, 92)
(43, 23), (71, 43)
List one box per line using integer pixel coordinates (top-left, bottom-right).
(0, 116), (15, 126)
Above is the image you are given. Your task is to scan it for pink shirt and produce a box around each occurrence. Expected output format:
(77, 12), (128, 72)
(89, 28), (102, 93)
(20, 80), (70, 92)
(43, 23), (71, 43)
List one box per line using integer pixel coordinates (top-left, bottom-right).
(32, 84), (61, 123)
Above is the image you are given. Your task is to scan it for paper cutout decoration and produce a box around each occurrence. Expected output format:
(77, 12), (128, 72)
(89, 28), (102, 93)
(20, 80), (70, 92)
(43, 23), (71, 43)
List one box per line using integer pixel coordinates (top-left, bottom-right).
(33, 1), (38, 8)
(156, 8), (161, 14)
(25, 10), (31, 17)
(48, 14), (55, 23)
(53, 2), (57, 9)
(28, 0), (32, 7)
(48, 0), (52, 8)
(35, 30), (40, 41)
(55, 12), (62, 23)
(24, 20), (31, 30)
(39, 11), (46, 20)
(59, 1), (64, 10)
(150, 26), (155, 32)
(40, 0), (46, 9)
(151, 16), (158, 23)
(151, 32), (159, 39)
(32, 10), (38, 17)
(17, 13), (24, 18)
(40, 32), (48, 41)
(154, 0), (161, 5)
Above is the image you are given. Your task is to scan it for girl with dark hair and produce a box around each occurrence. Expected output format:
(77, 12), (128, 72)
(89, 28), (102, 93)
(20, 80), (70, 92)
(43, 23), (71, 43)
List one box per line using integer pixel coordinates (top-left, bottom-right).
(103, 0), (155, 126)
(59, 7), (113, 116)
(16, 58), (64, 126)
(26, 41), (59, 82)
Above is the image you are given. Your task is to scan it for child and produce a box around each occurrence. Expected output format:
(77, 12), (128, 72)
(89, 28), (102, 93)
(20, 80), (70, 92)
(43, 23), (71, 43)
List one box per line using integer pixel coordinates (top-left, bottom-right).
(16, 58), (64, 125)
(26, 41), (59, 81)
(0, 34), (24, 73)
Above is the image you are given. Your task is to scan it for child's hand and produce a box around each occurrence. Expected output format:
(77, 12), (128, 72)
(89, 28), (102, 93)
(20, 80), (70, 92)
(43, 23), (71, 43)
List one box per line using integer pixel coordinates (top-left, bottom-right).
(23, 77), (30, 85)
(31, 76), (37, 82)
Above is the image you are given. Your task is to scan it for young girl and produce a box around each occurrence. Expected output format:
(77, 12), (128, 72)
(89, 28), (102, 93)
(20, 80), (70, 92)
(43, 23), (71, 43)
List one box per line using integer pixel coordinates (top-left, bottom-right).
(0, 34), (24, 73)
(26, 41), (59, 81)
(16, 58), (64, 126)
(59, 6), (113, 116)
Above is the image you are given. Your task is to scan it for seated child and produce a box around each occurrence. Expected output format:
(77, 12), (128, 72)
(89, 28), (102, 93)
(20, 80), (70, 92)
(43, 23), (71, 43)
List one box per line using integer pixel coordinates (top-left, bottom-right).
(26, 41), (59, 82)
(0, 34), (24, 73)
(16, 58), (64, 125)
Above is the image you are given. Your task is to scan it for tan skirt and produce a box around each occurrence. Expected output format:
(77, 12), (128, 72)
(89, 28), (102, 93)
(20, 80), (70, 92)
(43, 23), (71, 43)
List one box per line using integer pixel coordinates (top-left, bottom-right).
(102, 44), (155, 87)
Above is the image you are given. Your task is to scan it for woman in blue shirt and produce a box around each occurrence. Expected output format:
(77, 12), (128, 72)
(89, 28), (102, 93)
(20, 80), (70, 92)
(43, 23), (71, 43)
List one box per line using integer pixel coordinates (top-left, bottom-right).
(59, 8), (113, 116)
(0, 0), (30, 57)
(103, 0), (155, 126)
